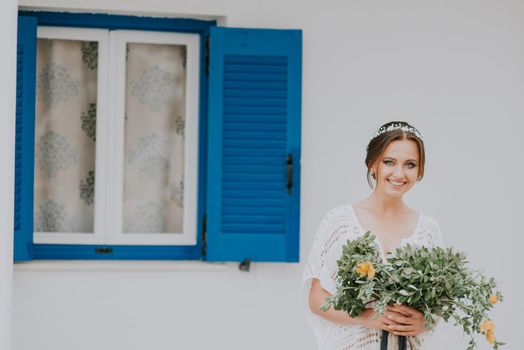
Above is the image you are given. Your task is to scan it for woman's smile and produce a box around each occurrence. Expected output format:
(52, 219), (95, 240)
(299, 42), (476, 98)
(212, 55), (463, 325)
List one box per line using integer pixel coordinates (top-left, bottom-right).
(387, 179), (406, 187)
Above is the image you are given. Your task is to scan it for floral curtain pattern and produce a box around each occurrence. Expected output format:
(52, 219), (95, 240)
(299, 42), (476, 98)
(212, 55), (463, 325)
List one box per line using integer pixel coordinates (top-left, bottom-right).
(34, 39), (97, 233)
(123, 43), (186, 234)
(34, 38), (187, 235)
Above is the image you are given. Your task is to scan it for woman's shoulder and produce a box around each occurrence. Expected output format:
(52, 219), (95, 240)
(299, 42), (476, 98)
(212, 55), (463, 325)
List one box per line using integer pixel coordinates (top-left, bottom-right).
(315, 204), (358, 236)
(318, 204), (355, 225)
(418, 212), (441, 229)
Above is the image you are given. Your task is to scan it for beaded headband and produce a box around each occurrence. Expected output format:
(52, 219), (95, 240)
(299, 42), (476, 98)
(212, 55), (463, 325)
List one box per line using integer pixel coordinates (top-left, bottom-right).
(372, 123), (423, 140)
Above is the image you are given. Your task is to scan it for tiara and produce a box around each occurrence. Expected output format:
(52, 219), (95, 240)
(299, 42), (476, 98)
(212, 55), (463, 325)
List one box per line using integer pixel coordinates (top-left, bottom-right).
(372, 123), (423, 140)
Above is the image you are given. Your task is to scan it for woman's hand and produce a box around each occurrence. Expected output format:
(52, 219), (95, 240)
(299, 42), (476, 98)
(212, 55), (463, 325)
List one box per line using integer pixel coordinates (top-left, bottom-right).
(308, 279), (425, 334)
(383, 304), (427, 336)
(359, 308), (408, 332)
(309, 279), (404, 329)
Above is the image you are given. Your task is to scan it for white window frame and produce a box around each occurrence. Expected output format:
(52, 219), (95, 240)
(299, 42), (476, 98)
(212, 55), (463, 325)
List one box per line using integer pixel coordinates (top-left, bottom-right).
(33, 27), (200, 246)
(34, 27), (110, 245)
(108, 30), (200, 245)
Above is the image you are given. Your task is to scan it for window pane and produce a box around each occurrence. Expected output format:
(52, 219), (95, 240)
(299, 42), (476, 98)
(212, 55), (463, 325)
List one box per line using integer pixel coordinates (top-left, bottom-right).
(34, 39), (98, 233)
(123, 43), (186, 234)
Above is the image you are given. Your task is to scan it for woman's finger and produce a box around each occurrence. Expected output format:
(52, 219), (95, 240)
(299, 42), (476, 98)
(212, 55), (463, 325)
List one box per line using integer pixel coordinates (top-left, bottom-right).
(385, 310), (407, 318)
(382, 311), (407, 325)
(381, 317), (401, 326)
(387, 305), (423, 319)
(386, 313), (416, 325)
(386, 305), (412, 317)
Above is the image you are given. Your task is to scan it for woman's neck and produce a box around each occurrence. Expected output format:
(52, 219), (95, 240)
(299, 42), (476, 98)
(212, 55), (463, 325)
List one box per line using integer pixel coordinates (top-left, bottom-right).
(357, 191), (408, 216)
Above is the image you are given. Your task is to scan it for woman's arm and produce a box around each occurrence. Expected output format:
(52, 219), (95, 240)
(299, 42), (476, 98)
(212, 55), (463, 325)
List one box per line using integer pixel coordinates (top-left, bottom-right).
(309, 278), (404, 331)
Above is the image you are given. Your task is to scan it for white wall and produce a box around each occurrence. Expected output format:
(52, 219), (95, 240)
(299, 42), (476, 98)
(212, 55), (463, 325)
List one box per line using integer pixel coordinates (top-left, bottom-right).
(0, 1), (18, 349)
(14, 1), (523, 349)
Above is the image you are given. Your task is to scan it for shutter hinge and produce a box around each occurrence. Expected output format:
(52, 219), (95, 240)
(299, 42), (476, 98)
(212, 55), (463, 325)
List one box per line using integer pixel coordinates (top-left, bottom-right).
(95, 247), (113, 254)
(205, 36), (210, 76)
(239, 259), (252, 272)
(201, 214), (207, 257)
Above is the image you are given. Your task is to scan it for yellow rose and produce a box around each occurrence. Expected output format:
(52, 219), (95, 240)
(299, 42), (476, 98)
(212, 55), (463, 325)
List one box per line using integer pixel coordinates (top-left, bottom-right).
(486, 330), (496, 344)
(480, 320), (495, 333)
(367, 264), (376, 279)
(489, 294), (498, 305)
(356, 262), (375, 279)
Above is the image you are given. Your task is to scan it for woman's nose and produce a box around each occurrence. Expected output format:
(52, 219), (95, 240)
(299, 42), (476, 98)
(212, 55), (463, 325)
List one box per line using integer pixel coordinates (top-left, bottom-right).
(393, 165), (405, 177)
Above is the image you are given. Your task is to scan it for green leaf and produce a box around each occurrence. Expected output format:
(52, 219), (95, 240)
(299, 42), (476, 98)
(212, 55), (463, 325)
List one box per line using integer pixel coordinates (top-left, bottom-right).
(398, 289), (413, 296)
(404, 267), (414, 275)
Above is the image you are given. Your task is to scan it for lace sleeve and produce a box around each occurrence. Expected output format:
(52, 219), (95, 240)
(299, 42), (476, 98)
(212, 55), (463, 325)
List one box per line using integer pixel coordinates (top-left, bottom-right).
(302, 205), (356, 295)
(301, 205), (364, 348)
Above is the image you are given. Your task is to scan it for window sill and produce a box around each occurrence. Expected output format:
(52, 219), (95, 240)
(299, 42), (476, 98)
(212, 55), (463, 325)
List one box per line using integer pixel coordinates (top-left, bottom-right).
(13, 260), (234, 272)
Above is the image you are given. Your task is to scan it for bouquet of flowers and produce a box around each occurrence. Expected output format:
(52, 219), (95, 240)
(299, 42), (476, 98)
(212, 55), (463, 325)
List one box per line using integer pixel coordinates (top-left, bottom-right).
(322, 232), (504, 349)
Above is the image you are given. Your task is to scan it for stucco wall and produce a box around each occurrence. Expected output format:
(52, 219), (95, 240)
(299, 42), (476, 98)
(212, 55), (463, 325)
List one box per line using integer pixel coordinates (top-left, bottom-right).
(14, 1), (523, 349)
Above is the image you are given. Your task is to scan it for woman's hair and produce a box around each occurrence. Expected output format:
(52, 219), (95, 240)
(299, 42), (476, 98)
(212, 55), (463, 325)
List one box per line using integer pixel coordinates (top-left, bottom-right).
(365, 121), (425, 188)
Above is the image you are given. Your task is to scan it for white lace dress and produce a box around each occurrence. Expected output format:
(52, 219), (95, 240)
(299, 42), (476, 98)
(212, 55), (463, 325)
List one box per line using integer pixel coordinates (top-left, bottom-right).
(302, 204), (444, 350)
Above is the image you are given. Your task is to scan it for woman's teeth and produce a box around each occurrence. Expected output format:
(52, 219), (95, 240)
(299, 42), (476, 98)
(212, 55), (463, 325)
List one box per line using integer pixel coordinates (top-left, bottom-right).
(388, 180), (405, 186)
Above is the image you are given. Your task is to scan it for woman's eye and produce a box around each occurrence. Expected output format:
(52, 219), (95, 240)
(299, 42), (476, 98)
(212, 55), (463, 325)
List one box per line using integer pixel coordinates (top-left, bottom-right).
(383, 160), (394, 166)
(406, 163), (416, 169)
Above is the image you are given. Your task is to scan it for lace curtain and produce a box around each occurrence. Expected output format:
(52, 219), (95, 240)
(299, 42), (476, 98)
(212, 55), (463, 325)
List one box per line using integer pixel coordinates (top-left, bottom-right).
(123, 42), (186, 234)
(34, 38), (186, 235)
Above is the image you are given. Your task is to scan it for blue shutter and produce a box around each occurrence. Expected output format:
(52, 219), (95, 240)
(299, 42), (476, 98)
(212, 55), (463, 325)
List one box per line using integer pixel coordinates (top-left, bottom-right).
(14, 17), (37, 261)
(206, 27), (301, 262)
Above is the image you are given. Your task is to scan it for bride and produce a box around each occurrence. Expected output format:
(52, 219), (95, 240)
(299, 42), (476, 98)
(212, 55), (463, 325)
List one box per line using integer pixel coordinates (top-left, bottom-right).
(303, 121), (444, 350)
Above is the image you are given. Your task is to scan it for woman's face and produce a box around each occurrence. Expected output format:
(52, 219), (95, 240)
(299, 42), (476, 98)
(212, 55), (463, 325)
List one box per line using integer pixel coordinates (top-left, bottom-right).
(372, 139), (420, 198)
